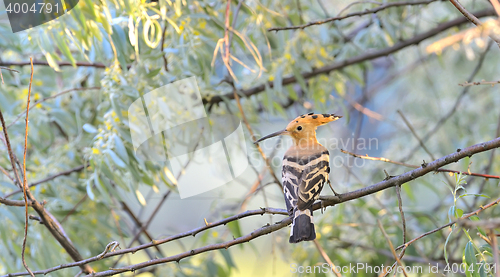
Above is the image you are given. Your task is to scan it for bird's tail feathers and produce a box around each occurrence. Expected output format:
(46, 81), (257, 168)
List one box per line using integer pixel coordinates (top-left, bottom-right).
(289, 208), (315, 243)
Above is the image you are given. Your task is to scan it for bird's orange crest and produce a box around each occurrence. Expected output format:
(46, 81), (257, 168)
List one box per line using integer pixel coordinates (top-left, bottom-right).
(285, 113), (342, 131)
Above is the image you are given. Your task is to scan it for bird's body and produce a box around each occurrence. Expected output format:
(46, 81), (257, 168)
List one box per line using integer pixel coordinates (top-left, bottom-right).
(282, 143), (329, 242)
(254, 113), (342, 243)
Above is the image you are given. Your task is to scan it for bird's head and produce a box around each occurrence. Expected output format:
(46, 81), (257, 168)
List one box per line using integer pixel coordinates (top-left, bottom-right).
(254, 113), (342, 145)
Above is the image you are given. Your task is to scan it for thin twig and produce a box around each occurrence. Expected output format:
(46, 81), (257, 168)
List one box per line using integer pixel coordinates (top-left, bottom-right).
(228, 0), (243, 49)
(0, 66), (20, 73)
(0, 66), (20, 84)
(395, 197), (500, 251)
(240, 137), (282, 211)
(377, 219), (409, 277)
(268, 0), (440, 31)
(490, 229), (500, 277)
(112, 191), (171, 266)
(337, 1), (382, 16)
(0, 164), (15, 183)
(204, 9), (496, 106)
(395, 185), (407, 250)
(320, 137), (500, 206)
(448, 0), (500, 46)
(397, 110), (435, 160)
(490, 0), (500, 16)
(20, 58), (35, 277)
(401, 41), (493, 162)
(380, 197), (500, 277)
(474, 112), (500, 207)
(120, 201), (164, 254)
(458, 218), (500, 228)
(160, 24), (169, 72)
(0, 61), (106, 68)
(223, 0), (232, 78)
(7, 87), (101, 128)
(316, 0), (330, 17)
(60, 194), (88, 224)
(340, 149), (500, 179)
(344, 95), (385, 121)
(4, 164), (87, 198)
(313, 239), (342, 277)
(459, 80), (500, 86)
(0, 196), (31, 206)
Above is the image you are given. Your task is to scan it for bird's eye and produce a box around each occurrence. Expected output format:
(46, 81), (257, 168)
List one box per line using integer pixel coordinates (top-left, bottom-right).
(297, 126), (303, 131)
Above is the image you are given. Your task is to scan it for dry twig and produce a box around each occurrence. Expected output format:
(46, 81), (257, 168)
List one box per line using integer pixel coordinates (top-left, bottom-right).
(203, 9), (496, 106)
(268, 0), (441, 31)
(19, 57), (35, 277)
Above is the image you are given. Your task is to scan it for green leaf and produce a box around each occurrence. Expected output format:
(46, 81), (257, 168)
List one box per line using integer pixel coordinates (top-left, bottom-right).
(448, 205), (456, 222)
(444, 228), (454, 264)
(53, 34), (76, 66)
(464, 241), (476, 265)
(111, 25), (129, 70)
(86, 179), (95, 200)
(206, 259), (218, 277)
(94, 171), (111, 204)
(146, 67), (162, 78)
(113, 135), (129, 165)
(105, 149), (127, 168)
(458, 193), (490, 199)
(219, 249), (237, 270)
(83, 123), (98, 133)
(45, 52), (61, 72)
(478, 261), (487, 277)
(226, 220), (242, 239)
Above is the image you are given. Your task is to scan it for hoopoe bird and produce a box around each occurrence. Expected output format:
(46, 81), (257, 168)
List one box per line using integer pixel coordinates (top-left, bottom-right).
(254, 113), (342, 243)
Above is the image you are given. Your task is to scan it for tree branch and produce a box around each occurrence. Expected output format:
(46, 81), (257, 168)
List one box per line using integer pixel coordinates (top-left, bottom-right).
(6, 136), (500, 277)
(340, 149), (500, 179)
(395, 197), (500, 251)
(319, 136), (500, 206)
(0, 196), (32, 207)
(0, 107), (93, 274)
(1, 208), (288, 277)
(313, 239), (342, 277)
(268, 0), (441, 31)
(401, 40), (493, 162)
(7, 87), (101, 128)
(3, 165), (87, 198)
(20, 57), (35, 277)
(0, 61), (106, 68)
(202, 9), (496, 106)
(448, 0), (500, 46)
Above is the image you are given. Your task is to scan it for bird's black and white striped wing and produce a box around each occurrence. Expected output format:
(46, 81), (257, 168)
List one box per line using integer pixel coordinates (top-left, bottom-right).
(282, 149), (330, 212)
(296, 150), (330, 210)
(282, 163), (299, 217)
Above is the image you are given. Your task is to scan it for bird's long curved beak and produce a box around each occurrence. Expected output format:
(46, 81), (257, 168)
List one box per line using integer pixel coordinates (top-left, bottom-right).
(253, 129), (288, 144)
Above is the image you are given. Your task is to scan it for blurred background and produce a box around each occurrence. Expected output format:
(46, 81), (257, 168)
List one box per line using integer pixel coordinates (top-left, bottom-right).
(0, 0), (499, 276)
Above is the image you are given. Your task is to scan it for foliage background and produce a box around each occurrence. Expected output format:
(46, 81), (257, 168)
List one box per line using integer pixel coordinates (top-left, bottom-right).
(0, 0), (499, 276)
